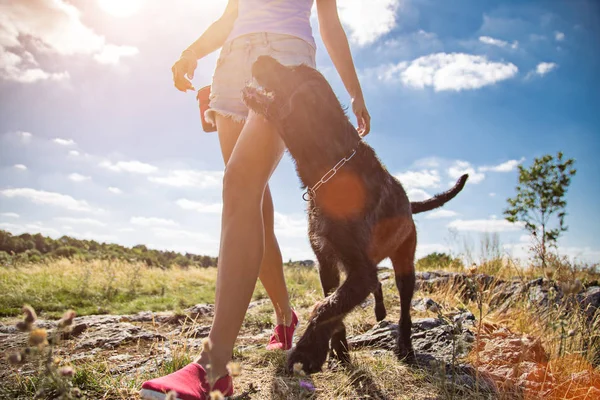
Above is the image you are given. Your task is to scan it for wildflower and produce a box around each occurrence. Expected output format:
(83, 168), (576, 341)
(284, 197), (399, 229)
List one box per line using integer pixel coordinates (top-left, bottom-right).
(209, 390), (224, 400)
(226, 361), (242, 377)
(16, 321), (32, 332)
(58, 366), (74, 377)
(299, 380), (315, 392)
(28, 328), (48, 347)
(165, 391), (178, 400)
(57, 310), (76, 329)
(567, 329), (576, 337)
(201, 337), (212, 352)
(7, 352), (23, 365)
(293, 362), (305, 376)
(71, 388), (82, 398)
(23, 305), (37, 324)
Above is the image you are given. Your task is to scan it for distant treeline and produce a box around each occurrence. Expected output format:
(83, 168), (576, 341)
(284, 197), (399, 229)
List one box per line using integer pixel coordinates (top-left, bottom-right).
(0, 229), (217, 268)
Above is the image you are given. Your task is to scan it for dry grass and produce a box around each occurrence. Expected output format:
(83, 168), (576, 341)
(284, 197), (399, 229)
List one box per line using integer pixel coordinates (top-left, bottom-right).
(2, 244), (599, 399)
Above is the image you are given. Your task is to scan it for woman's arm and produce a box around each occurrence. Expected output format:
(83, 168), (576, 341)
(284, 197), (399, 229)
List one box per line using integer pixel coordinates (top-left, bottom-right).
(172, 0), (238, 92)
(316, 0), (371, 135)
(183, 0), (239, 60)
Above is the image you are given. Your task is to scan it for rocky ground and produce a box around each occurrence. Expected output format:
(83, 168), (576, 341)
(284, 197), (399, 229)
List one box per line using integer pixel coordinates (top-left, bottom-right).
(1, 271), (599, 399)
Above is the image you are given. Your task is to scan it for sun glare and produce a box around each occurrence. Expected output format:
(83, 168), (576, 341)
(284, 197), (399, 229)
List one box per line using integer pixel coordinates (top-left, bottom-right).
(97, 0), (143, 18)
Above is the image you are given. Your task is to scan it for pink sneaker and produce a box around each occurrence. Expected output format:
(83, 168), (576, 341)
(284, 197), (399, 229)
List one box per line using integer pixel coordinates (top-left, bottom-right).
(140, 363), (233, 400)
(266, 310), (299, 351)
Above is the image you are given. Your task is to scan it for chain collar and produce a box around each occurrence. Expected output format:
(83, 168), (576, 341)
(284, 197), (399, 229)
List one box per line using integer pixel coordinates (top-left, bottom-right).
(302, 148), (357, 202)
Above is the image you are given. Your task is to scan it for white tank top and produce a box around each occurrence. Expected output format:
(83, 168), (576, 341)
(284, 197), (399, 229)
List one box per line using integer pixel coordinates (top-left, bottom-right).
(227, 0), (316, 48)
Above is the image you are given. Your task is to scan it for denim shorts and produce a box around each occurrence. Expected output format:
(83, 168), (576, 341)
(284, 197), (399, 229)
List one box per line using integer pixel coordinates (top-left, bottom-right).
(206, 32), (317, 125)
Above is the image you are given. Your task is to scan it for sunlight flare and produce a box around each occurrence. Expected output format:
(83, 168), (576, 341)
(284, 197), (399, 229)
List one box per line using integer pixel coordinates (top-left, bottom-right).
(97, 0), (143, 17)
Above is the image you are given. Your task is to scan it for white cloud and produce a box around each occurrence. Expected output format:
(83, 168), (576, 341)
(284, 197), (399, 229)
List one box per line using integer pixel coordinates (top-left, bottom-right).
(0, 47), (70, 82)
(447, 218), (524, 232)
(415, 243), (452, 259)
(338, 0), (400, 46)
(406, 188), (431, 202)
(108, 187), (122, 194)
(54, 217), (107, 227)
(176, 199), (222, 214)
(555, 31), (565, 41)
(425, 209), (459, 219)
(1, 212), (19, 218)
(14, 164), (27, 170)
(379, 53), (518, 91)
(447, 160), (485, 183)
(413, 157), (441, 168)
(152, 227), (212, 242)
(149, 170), (223, 188)
(1, 188), (96, 212)
(0, 0), (138, 83)
(16, 131), (32, 143)
(53, 138), (76, 146)
(489, 192), (496, 197)
(534, 62), (557, 76)
(478, 36), (507, 47)
(0, 222), (61, 237)
(478, 157), (524, 172)
(68, 150), (80, 156)
(100, 160), (158, 174)
(94, 44), (139, 65)
(395, 170), (440, 189)
(274, 212), (307, 238)
(65, 231), (118, 243)
(130, 216), (178, 227)
(68, 173), (91, 182)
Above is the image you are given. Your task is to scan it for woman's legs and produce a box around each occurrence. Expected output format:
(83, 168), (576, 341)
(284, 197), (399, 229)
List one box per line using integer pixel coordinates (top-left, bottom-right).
(197, 112), (286, 378)
(217, 117), (293, 326)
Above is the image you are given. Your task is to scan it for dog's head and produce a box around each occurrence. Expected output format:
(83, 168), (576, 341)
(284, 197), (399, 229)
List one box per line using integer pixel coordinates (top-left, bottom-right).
(242, 56), (360, 186)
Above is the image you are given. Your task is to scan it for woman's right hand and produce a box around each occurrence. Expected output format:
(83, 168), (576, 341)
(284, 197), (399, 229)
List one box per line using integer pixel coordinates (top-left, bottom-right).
(171, 52), (197, 92)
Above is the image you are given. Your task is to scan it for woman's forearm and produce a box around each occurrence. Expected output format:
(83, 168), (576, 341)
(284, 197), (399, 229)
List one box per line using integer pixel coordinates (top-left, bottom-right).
(319, 21), (363, 99)
(183, 1), (238, 59)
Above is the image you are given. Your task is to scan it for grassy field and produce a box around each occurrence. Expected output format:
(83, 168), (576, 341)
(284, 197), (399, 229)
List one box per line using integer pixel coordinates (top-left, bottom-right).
(1, 258), (599, 399)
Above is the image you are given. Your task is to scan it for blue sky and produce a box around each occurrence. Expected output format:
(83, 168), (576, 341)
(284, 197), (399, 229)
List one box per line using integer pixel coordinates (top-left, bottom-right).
(0, 0), (599, 264)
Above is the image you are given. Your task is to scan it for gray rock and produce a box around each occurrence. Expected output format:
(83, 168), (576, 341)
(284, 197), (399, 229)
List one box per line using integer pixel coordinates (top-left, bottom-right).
(348, 317), (473, 364)
(184, 304), (214, 318)
(412, 298), (441, 313)
(378, 272), (392, 281)
(453, 311), (476, 326)
(76, 322), (165, 349)
(580, 286), (600, 318)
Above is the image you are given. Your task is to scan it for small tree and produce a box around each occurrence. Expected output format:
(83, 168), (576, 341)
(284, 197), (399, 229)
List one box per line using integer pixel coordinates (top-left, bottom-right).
(504, 152), (576, 270)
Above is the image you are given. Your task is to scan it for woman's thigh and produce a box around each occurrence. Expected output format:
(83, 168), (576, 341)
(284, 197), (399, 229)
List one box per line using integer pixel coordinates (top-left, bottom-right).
(221, 112), (285, 198)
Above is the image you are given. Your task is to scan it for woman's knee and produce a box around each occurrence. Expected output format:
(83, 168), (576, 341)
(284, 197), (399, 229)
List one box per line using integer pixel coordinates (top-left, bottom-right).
(222, 162), (265, 208)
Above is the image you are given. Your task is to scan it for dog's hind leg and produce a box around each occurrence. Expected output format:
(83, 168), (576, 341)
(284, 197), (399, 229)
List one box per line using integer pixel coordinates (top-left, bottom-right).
(288, 251), (378, 374)
(373, 280), (386, 322)
(390, 230), (417, 362)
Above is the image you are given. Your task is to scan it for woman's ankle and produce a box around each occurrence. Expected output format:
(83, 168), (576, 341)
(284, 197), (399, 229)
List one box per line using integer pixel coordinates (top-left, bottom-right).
(275, 307), (293, 326)
(194, 349), (229, 379)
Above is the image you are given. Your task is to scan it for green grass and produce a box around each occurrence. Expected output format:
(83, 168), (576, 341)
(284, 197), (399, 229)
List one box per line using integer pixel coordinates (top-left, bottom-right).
(2, 258), (599, 399)
(0, 259), (225, 318)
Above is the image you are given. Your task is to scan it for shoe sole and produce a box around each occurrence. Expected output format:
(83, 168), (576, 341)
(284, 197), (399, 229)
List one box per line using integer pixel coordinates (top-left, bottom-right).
(140, 388), (233, 399)
(140, 389), (182, 400)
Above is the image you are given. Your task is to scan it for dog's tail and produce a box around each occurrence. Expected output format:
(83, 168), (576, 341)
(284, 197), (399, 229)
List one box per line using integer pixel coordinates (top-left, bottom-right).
(411, 174), (469, 214)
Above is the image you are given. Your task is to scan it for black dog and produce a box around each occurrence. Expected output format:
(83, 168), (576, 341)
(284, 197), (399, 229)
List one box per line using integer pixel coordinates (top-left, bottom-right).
(243, 56), (468, 374)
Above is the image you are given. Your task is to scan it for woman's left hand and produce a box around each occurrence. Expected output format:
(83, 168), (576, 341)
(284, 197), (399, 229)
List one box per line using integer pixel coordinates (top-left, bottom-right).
(352, 94), (371, 136)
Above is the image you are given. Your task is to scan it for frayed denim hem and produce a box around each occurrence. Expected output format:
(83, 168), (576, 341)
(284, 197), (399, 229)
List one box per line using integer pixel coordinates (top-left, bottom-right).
(205, 108), (247, 126)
